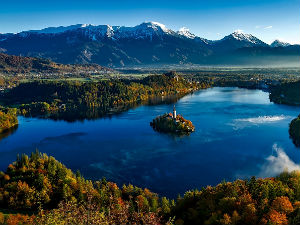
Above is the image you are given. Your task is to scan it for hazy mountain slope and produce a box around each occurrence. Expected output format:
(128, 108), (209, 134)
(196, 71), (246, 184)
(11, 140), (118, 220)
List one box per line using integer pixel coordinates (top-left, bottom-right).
(0, 53), (111, 74)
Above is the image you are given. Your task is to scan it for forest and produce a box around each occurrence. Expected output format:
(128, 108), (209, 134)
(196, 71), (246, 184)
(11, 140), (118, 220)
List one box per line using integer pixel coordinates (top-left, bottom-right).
(0, 107), (18, 133)
(289, 114), (300, 147)
(0, 71), (299, 224)
(0, 72), (209, 121)
(269, 80), (300, 106)
(0, 151), (299, 225)
(268, 80), (300, 148)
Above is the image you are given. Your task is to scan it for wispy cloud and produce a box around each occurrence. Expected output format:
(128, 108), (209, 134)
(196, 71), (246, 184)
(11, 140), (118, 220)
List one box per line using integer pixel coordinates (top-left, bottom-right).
(264, 26), (273, 30)
(255, 25), (273, 30)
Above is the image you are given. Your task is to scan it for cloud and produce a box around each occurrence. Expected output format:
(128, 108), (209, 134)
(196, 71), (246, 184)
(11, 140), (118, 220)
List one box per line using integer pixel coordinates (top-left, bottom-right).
(255, 25), (272, 30)
(264, 26), (273, 30)
(234, 29), (244, 33)
(258, 144), (300, 177)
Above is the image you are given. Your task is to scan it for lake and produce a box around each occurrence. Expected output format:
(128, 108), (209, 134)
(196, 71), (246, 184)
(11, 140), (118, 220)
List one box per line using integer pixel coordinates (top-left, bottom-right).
(0, 87), (299, 198)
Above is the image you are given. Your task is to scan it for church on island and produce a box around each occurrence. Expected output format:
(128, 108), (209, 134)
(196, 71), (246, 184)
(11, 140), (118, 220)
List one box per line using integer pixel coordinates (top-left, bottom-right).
(150, 105), (195, 134)
(168, 105), (177, 120)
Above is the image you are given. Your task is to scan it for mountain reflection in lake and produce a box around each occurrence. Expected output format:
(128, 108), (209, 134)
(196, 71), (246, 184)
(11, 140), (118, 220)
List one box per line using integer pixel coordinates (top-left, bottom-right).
(0, 87), (299, 198)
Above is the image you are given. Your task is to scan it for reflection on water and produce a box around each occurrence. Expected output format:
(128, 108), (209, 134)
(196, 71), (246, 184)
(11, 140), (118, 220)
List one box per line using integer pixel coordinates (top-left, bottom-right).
(0, 87), (299, 198)
(25, 94), (185, 122)
(258, 144), (300, 177)
(0, 125), (18, 142)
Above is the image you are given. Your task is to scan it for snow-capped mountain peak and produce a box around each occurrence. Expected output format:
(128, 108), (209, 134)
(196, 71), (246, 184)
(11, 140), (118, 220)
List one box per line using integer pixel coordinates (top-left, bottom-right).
(227, 30), (265, 45)
(112, 22), (174, 40)
(135, 22), (172, 34)
(80, 25), (115, 40)
(146, 22), (168, 31)
(233, 29), (244, 34)
(5, 22), (273, 46)
(270, 39), (291, 47)
(1, 22), (297, 67)
(178, 27), (196, 39)
(231, 30), (253, 41)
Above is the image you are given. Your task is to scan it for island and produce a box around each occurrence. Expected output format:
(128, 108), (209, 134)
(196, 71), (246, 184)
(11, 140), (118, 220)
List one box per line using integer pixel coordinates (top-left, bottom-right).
(150, 106), (195, 134)
(0, 107), (18, 133)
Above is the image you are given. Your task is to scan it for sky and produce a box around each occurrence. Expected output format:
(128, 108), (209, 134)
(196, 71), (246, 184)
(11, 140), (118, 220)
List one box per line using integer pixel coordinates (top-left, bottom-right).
(0, 0), (299, 44)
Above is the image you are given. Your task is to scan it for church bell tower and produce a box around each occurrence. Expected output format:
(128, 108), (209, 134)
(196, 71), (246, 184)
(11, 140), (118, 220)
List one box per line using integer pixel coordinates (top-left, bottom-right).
(173, 105), (177, 119)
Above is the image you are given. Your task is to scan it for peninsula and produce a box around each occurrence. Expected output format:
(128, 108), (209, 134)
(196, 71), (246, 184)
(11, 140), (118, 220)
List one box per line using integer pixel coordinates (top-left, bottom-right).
(0, 107), (18, 133)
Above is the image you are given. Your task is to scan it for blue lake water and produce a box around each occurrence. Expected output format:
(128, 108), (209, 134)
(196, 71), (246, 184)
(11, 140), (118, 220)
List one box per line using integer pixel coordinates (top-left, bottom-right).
(0, 87), (299, 198)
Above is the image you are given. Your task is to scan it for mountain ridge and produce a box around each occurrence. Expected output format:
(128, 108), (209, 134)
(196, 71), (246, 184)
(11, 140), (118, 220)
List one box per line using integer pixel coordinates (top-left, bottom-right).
(0, 22), (299, 67)
(2, 22), (295, 45)
(271, 39), (291, 47)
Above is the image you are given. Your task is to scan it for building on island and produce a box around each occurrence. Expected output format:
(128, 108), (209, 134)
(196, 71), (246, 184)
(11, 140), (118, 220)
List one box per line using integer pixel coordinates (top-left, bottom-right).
(168, 105), (177, 119)
(173, 105), (177, 119)
(151, 105), (195, 134)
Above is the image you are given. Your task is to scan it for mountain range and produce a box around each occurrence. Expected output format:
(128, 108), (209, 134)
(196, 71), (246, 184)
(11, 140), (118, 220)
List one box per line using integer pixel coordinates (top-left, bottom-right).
(0, 22), (299, 67)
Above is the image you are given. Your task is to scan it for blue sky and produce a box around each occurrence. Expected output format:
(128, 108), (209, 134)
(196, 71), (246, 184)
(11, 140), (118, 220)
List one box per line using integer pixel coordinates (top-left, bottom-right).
(0, 0), (299, 44)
